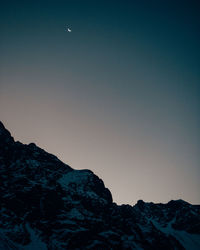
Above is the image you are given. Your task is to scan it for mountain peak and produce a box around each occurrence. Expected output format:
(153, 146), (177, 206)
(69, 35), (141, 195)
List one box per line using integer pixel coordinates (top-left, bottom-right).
(0, 121), (14, 145)
(0, 121), (6, 133)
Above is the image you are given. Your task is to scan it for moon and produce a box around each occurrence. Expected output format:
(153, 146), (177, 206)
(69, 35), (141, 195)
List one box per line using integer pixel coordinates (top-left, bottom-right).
(66, 27), (72, 32)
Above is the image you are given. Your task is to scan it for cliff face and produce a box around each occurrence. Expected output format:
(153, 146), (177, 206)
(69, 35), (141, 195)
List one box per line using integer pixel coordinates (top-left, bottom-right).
(0, 121), (199, 250)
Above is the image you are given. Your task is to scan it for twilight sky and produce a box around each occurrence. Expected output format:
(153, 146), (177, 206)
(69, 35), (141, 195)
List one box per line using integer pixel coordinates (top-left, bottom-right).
(0, 0), (200, 205)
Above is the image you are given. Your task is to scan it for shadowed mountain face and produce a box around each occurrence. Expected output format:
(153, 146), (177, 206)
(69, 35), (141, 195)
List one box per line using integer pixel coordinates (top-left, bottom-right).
(0, 121), (200, 249)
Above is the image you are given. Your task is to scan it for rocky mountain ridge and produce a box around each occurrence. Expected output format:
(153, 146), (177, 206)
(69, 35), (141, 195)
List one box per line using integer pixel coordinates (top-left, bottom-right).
(0, 121), (199, 249)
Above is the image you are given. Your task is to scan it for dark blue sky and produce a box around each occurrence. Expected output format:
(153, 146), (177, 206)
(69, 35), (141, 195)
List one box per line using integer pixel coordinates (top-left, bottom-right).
(1, 0), (200, 204)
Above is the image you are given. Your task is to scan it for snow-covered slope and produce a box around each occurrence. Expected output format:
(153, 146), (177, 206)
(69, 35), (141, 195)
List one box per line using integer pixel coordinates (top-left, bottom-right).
(0, 121), (199, 249)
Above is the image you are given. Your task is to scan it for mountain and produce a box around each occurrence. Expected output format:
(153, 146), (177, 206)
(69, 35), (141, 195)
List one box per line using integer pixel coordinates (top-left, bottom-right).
(0, 121), (199, 250)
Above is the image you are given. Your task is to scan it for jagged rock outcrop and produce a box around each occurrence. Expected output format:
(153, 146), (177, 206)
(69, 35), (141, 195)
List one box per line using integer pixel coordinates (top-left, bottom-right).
(0, 121), (199, 249)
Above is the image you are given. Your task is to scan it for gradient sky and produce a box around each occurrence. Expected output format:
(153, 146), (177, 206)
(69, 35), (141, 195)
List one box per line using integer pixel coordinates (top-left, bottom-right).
(0, 0), (200, 205)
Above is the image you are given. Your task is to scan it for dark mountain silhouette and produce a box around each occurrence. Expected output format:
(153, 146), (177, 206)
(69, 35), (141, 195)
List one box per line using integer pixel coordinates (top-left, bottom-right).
(0, 121), (199, 249)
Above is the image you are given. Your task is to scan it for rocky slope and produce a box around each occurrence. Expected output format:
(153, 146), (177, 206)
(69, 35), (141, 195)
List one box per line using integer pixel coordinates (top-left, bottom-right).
(0, 121), (199, 249)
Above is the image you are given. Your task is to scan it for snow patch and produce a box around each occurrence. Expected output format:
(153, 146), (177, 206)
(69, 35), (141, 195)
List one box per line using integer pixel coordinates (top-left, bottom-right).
(58, 170), (92, 188)
(23, 225), (47, 250)
(151, 219), (200, 250)
(58, 170), (102, 200)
